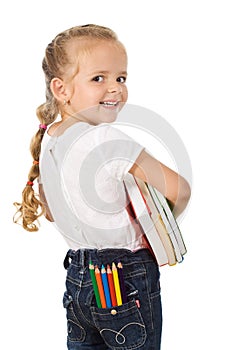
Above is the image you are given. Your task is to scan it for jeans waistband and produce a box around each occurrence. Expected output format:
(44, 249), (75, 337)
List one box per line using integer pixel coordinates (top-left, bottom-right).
(63, 248), (155, 270)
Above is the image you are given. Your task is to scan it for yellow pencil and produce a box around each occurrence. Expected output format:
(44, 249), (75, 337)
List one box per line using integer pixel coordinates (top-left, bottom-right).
(112, 262), (122, 306)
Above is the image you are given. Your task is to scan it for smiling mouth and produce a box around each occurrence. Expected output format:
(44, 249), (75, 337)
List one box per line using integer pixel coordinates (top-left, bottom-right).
(99, 101), (119, 107)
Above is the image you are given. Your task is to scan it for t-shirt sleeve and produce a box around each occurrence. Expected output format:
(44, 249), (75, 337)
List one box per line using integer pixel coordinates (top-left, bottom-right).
(94, 124), (145, 181)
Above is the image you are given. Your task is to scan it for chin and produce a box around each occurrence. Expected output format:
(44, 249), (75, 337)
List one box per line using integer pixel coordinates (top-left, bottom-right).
(100, 111), (119, 124)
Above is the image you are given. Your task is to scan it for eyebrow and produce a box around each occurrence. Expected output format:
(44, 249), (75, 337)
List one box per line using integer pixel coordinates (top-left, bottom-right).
(90, 70), (128, 76)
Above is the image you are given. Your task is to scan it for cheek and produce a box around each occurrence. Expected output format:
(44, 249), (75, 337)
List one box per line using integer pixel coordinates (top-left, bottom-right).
(123, 87), (128, 101)
(87, 87), (104, 101)
(76, 89), (99, 108)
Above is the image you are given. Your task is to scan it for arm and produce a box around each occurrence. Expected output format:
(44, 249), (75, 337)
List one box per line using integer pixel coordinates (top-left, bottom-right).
(129, 150), (191, 218)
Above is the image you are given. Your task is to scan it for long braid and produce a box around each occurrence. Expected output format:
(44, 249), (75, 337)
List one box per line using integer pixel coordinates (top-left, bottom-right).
(13, 59), (60, 231)
(13, 24), (121, 231)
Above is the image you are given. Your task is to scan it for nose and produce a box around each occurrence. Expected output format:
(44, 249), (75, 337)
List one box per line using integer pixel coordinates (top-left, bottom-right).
(107, 81), (122, 94)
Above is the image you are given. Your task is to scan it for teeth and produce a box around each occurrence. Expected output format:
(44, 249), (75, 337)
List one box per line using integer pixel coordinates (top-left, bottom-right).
(100, 101), (118, 106)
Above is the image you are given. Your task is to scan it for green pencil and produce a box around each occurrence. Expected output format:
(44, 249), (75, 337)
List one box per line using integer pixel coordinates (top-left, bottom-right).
(89, 261), (101, 308)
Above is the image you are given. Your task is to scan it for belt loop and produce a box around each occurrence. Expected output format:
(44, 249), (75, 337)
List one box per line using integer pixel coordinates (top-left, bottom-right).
(63, 249), (74, 270)
(80, 249), (85, 268)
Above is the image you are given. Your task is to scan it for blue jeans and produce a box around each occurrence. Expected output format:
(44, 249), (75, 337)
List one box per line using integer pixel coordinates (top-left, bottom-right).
(63, 248), (162, 349)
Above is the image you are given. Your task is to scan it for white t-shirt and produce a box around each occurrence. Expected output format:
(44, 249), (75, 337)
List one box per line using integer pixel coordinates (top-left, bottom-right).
(40, 121), (146, 251)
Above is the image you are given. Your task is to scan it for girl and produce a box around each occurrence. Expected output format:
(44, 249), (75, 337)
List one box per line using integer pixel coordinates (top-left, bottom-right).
(14, 24), (191, 349)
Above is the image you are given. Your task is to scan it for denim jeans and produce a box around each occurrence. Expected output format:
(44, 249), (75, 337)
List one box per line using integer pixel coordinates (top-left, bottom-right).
(63, 248), (162, 349)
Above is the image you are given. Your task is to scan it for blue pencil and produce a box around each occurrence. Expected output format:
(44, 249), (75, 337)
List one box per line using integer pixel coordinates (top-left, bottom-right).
(101, 264), (112, 308)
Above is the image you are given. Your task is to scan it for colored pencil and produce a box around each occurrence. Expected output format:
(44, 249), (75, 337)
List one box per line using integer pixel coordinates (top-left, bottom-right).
(95, 265), (106, 308)
(89, 261), (102, 308)
(117, 262), (127, 304)
(101, 265), (112, 308)
(107, 264), (118, 307)
(112, 262), (122, 306)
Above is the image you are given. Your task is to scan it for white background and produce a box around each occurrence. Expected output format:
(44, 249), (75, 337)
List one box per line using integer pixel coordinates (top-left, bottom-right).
(1, 0), (233, 349)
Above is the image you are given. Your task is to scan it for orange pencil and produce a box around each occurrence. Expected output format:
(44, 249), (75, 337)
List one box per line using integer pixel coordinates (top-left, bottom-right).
(107, 264), (117, 307)
(95, 265), (106, 308)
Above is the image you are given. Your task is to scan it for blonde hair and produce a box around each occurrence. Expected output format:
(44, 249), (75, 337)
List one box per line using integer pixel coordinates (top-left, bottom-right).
(14, 24), (122, 231)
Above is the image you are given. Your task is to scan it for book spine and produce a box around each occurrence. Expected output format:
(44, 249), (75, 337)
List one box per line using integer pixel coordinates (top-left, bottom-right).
(153, 187), (187, 256)
(124, 174), (168, 266)
(146, 183), (184, 262)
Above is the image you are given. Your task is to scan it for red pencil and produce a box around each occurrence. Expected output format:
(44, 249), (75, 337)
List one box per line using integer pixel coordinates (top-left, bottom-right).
(95, 265), (106, 308)
(107, 264), (117, 307)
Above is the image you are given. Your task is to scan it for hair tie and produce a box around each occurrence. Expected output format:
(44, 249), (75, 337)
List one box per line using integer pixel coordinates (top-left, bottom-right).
(39, 124), (47, 130)
(27, 181), (34, 186)
(33, 160), (39, 165)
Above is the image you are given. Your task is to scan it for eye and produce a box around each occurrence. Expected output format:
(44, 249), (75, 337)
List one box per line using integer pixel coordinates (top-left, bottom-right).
(92, 76), (104, 82)
(117, 76), (127, 83)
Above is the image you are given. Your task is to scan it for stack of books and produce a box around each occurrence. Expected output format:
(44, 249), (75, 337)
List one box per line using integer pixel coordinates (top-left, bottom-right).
(123, 173), (187, 267)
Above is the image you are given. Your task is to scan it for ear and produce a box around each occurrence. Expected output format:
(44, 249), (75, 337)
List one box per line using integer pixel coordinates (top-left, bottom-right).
(50, 78), (70, 103)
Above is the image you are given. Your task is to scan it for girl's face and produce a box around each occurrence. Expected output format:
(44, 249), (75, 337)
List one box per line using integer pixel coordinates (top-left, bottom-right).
(64, 41), (128, 125)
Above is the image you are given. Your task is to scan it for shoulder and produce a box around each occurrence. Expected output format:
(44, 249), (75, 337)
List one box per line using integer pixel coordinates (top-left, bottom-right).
(47, 121), (64, 136)
(93, 123), (137, 144)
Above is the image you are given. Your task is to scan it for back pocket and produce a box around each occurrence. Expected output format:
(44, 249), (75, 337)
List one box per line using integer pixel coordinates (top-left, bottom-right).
(91, 300), (147, 349)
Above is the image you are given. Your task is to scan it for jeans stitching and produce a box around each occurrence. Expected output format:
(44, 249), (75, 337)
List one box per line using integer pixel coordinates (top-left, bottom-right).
(92, 303), (147, 350)
(75, 289), (99, 330)
(65, 298), (86, 342)
(142, 261), (154, 331)
(100, 322), (146, 345)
